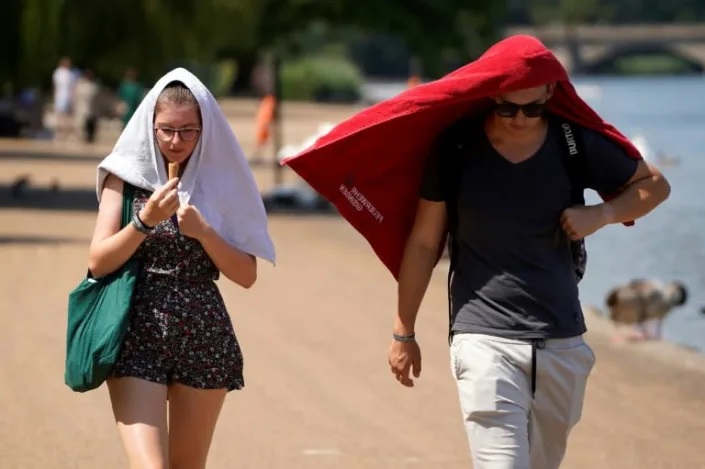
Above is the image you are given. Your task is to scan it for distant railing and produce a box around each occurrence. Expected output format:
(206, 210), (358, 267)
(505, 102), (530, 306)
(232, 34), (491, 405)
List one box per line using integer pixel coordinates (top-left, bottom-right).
(506, 23), (705, 44)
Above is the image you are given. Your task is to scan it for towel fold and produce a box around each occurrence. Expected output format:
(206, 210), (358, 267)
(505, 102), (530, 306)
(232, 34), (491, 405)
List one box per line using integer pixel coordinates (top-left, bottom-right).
(97, 67), (275, 265)
(282, 35), (641, 278)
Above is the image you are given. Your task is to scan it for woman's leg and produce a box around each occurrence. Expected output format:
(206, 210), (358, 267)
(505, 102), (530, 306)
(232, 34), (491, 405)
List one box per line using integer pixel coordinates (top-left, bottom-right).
(167, 384), (227, 469)
(107, 377), (169, 469)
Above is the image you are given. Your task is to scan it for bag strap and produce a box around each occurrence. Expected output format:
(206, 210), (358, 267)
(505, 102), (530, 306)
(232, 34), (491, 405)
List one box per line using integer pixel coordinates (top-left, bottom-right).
(86, 182), (135, 279)
(121, 182), (135, 228)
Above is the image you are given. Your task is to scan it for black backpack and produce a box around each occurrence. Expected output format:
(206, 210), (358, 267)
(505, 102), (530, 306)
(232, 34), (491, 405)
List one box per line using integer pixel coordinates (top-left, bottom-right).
(437, 117), (588, 333)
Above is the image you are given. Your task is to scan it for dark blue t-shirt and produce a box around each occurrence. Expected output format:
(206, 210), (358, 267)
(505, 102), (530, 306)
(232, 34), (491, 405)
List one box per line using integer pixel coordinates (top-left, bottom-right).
(420, 117), (638, 339)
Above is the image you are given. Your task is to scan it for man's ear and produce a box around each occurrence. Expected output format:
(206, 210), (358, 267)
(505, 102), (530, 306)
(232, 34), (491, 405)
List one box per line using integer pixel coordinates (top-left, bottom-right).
(546, 82), (556, 99)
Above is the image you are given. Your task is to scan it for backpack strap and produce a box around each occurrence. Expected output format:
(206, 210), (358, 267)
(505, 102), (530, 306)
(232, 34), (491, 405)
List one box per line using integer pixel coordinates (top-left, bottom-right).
(556, 119), (588, 282)
(439, 123), (468, 272)
(557, 120), (587, 205)
(437, 117), (479, 344)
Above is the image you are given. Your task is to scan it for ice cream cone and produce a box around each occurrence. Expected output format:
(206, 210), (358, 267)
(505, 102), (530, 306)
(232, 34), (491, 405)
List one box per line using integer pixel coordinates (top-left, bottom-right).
(168, 162), (179, 179)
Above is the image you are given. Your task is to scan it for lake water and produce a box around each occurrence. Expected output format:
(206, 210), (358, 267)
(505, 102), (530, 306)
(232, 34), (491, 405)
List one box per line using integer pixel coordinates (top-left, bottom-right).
(574, 76), (705, 353)
(363, 76), (705, 353)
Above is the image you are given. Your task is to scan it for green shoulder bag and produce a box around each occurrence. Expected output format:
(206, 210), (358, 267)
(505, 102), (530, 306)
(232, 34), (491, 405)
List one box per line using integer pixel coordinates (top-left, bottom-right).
(64, 182), (140, 392)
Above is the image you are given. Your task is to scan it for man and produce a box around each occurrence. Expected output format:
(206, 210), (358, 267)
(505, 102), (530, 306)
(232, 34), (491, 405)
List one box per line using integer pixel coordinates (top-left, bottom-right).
(389, 78), (670, 468)
(282, 35), (671, 468)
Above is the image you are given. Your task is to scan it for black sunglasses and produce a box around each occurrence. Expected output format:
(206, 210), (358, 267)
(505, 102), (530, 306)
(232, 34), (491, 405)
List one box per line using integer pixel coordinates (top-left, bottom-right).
(494, 100), (547, 118)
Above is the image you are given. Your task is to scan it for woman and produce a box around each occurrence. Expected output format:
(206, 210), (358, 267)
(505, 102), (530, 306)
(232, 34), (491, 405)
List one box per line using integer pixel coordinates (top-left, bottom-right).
(88, 68), (275, 468)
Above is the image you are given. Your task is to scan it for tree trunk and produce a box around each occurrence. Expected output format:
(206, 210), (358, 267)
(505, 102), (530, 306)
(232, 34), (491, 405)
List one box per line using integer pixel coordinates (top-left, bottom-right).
(564, 23), (583, 72)
(230, 53), (259, 96)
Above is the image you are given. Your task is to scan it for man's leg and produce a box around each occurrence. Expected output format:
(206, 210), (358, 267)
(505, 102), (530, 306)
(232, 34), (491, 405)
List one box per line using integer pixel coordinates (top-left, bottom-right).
(529, 337), (596, 469)
(450, 333), (533, 469)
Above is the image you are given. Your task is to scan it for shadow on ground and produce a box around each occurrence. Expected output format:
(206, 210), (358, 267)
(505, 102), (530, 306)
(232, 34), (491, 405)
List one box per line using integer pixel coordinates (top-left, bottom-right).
(261, 185), (338, 217)
(0, 149), (103, 164)
(0, 184), (97, 212)
(0, 182), (341, 219)
(0, 235), (90, 246)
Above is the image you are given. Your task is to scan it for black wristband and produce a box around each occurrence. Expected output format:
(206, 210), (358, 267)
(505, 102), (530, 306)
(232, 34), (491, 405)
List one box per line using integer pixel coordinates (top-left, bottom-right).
(132, 212), (154, 235)
(137, 212), (154, 229)
(393, 332), (416, 343)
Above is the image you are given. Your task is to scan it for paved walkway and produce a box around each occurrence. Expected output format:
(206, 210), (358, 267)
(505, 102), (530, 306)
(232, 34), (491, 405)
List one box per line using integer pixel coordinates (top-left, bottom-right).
(1, 101), (704, 467)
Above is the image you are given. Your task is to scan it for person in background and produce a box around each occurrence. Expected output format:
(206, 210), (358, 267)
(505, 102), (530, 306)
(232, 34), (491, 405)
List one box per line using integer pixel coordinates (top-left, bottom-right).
(73, 68), (100, 143)
(117, 66), (145, 129)
(52, 57), (76, 140)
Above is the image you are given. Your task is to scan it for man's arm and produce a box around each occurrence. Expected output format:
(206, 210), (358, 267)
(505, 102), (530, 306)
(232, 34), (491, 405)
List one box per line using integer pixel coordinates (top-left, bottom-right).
(389, 135), (448, 387)
(598, 160), (670, 225)
(388, 199), (447, 388)
(562, 132), (671, 240)
(394, 200), (448, 336)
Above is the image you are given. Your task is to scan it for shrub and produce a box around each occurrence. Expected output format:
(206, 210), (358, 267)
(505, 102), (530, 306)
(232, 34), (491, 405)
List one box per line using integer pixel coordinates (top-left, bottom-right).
(281, 55), (362, 103)
(209, 60), (238, 97)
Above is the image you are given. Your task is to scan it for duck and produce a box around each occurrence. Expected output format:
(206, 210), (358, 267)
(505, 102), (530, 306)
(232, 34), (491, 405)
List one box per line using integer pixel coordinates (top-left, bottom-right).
(604, 279), (687, 341)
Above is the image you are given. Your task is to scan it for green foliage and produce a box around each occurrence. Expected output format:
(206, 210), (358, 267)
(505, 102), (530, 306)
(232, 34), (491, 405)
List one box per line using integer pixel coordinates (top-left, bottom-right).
(209, 61), (239, 98)
(340, 0), (503, 76)
(529, 0), (609, 25)
(1, 0), (499, 93)
(281, 54), (362, 102)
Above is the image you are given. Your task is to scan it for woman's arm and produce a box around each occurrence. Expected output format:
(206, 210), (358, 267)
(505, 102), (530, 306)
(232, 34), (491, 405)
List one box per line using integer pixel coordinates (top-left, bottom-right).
(175, 203), (258, 289)
(198, 226), (257, 289)
(87, 174), (147, 277)
(88, 174), (180, 277)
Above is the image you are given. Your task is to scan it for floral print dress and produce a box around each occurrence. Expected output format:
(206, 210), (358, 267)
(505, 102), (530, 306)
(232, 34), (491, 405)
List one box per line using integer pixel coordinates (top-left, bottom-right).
(111, 188), (244, 391)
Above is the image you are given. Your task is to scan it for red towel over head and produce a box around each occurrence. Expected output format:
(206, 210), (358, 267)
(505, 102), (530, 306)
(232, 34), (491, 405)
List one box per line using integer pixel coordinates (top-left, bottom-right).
(282, 35), (642, 279)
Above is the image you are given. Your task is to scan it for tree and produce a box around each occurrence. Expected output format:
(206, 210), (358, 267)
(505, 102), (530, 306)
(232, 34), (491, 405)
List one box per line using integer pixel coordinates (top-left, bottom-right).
(341, 0), (503, 76)
(2, 0), (501, 92)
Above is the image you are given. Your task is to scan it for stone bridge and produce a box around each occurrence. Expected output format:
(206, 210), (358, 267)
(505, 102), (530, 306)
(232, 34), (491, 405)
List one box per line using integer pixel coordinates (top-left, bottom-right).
(505, 24), (705, 72)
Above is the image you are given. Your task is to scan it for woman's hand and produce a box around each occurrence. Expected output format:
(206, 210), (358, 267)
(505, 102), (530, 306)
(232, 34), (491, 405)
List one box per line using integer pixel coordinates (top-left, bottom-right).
(139, 178), (180, 227)
(177, 203), (210, 240)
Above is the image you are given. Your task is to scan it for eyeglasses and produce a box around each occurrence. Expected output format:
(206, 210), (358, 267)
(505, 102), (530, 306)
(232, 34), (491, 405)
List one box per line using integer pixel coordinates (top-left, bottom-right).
(154, 127), (201, 142)
(494, 100), (547, 118)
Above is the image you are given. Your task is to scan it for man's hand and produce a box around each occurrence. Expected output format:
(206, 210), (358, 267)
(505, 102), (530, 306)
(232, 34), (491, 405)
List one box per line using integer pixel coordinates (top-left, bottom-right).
(560, 204), (611, 240)
(388, 338), (422, 387)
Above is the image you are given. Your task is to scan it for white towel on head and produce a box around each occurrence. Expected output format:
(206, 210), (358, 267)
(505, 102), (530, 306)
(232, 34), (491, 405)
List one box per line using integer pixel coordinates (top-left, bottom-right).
(96, 67), (276, 265)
